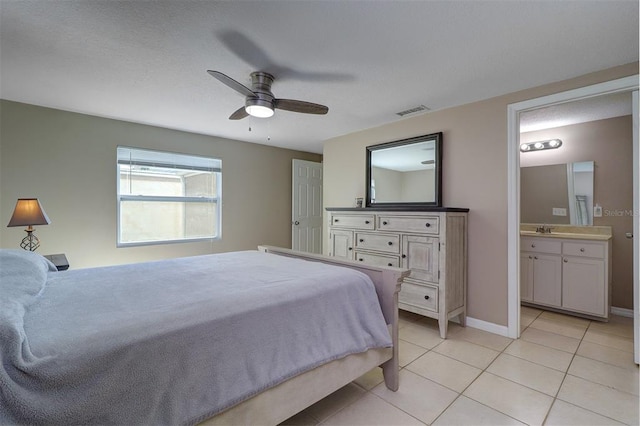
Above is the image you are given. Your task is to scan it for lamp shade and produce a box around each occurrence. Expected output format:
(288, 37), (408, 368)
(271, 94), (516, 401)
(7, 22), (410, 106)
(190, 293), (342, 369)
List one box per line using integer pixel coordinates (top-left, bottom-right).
(7, 198), (51, 227)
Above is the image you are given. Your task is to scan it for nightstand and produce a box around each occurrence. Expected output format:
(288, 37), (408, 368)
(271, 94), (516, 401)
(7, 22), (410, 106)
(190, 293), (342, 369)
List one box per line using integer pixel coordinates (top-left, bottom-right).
(44, 254), (69, 271)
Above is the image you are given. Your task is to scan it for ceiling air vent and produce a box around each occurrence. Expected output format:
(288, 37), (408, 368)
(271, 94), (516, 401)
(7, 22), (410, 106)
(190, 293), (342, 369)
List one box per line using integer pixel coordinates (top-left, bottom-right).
(395, 104), (431, 117)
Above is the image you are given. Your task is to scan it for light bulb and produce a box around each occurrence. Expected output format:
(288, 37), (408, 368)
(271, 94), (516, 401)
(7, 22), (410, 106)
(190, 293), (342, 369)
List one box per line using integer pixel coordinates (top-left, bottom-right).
(246, 104), (274, 118)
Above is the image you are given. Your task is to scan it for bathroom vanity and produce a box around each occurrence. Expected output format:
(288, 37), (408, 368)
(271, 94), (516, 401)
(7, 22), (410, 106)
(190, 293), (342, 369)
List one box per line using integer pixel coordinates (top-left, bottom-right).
(520, 224), (612, 320)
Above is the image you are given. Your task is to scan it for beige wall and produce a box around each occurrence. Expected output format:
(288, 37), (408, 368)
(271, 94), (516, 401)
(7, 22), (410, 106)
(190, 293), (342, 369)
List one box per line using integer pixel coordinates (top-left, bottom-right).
(0, 100), (321, 268)
(323, 62), (638, 326)
(521, 116), (634, 309)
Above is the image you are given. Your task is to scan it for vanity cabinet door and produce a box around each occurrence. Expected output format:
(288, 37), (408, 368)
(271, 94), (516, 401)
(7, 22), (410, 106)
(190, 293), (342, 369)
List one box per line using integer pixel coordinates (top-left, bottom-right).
(562, 257), (606, 316)
(520, 253), (534, 302)
(532, 254), (562, 308)
(329, 230), (353, 259)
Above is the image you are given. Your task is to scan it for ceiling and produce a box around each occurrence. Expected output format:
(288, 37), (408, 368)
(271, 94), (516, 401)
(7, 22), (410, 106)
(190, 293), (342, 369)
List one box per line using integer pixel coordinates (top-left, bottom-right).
(520, 91), (633, 133)
(0, 1), (637, 154)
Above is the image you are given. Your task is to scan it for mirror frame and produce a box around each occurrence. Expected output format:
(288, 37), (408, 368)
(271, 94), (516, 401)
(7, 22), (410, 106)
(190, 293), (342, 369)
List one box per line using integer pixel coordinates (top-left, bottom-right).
(366, 132), (443, 208)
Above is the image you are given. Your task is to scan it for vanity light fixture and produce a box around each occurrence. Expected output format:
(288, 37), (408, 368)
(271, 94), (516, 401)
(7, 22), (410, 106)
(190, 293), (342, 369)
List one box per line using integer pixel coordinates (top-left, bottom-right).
(520, 139), (562, 152)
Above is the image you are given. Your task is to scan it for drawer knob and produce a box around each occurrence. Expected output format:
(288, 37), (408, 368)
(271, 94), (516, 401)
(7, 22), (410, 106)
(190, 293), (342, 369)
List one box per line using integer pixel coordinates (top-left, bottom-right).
(388, 241), (393, 246)
(382, 221), (388, 225)
(402, 254), (407, 259)
(424, 295), (430, 300)
(334, 219), (339, 222)
(365, 220), (370, 224)
(531, 244), (536, 248)
(534, 256), (538, 260)
(564, 258), (568, 263)
(388, 263), (393, 266)
(358, 258), (364, 262)
(348, 247), (353, 251)
(425, 223), (431, 228)
(580, 248), (585, 252)
(359, 239), (364, 242)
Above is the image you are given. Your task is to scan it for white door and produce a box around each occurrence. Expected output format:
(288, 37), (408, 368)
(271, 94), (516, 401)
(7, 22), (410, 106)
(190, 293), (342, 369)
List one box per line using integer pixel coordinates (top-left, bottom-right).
(292, 159), (323, 253)
(633, 90), (639, 364)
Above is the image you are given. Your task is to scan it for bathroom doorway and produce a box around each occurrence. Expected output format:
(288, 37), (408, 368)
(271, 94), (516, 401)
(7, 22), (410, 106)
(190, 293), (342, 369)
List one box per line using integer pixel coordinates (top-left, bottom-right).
(506, 75), (639, 363)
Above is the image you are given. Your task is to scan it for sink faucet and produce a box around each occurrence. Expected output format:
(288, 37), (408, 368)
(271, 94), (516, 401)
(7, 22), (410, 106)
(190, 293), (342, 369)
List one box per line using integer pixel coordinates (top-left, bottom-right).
(536, 224), (554, 234)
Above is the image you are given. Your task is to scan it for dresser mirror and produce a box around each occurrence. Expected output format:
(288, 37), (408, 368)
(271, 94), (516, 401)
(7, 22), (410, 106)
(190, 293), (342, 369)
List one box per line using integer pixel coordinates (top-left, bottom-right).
(520, 160), (594, 225)
(366, 132), (443, 208)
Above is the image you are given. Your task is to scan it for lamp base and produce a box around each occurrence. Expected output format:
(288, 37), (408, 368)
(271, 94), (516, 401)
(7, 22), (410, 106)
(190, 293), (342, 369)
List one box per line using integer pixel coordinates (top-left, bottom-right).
(20, 229), (40, 251)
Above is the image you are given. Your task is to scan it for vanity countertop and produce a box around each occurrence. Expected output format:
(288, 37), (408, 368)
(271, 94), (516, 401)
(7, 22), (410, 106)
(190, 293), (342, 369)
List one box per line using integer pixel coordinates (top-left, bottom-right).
(520, 224), (612, 241)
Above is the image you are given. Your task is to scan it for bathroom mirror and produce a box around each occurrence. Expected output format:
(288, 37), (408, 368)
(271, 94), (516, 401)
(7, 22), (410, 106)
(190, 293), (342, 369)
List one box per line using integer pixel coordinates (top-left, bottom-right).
(366, 132), (442, 208)
(521, 161), (594, 225)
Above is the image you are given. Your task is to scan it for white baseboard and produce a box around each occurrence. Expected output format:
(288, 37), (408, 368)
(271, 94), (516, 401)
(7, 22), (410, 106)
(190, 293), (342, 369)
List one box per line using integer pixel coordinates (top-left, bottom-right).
(464, 316), (510, 338)
(610, 306), (634, 318)
(462, 308), (635, 340)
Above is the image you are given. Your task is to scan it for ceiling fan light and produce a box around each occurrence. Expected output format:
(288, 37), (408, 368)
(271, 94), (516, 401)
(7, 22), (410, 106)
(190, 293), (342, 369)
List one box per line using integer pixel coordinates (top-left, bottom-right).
(246, 104), (274, 118)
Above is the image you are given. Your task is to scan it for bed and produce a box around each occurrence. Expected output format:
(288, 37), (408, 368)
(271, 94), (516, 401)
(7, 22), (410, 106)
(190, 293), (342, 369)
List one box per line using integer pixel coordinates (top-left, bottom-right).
(0, 246), (409, 425)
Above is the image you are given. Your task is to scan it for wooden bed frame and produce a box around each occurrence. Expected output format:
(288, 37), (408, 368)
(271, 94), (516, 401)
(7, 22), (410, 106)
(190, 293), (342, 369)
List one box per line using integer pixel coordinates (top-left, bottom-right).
(198, 246), (410, 426)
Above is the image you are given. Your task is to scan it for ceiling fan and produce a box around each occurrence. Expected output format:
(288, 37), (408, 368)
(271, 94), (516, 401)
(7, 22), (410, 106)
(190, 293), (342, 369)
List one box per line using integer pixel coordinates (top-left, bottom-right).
(207, 70), (329, 120)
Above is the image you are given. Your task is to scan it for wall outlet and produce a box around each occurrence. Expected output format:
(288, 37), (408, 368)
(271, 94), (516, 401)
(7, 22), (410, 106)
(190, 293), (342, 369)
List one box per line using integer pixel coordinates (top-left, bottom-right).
(552, 207), (567, 216)
(594, 204), (602, 217)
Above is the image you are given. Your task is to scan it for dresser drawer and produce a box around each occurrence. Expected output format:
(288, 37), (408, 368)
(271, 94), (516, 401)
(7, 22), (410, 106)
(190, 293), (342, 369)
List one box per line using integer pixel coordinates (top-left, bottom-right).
(330, 214), (375, 230)
(398, 280), (438, 312)
(353, 251), (400, 267)
(378, 215), (439, 234)
(355, 232), (400, 254)
(521, 237), (561, 254)
(562, 241), (605, 258)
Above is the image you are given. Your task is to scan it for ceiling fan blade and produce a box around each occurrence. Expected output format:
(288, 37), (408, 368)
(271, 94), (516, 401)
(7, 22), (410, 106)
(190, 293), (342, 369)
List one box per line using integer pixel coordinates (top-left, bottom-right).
(274, 99), (328, 115)
(229, 106), (249, 120)
(207, 70), (255, 98)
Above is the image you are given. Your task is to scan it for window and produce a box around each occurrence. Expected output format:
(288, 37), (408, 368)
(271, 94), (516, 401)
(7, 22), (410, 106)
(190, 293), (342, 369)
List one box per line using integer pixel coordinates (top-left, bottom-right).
(117, 147), (221, 246)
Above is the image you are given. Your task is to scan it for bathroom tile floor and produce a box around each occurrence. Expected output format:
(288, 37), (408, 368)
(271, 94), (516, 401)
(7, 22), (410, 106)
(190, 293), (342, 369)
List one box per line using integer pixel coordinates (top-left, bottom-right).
(281, 307), (639, 425)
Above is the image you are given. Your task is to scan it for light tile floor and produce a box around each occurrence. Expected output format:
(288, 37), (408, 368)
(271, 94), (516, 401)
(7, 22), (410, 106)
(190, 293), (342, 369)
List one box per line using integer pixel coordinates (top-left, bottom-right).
(281, 307), (639, 425)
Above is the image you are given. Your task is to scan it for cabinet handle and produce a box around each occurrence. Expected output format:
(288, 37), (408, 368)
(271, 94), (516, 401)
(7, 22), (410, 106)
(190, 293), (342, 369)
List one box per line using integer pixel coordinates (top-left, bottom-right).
(388, 241), (393, 246)
(334, 219), (339, 223)
(382, 221), (388, 225)
(528, 255), (532, 259)
(358, 258), (364, 262)
(365, 220), (370, 224)
(531, 244), (536, 248)
(564, 258), (568, 263)
(388, 263), (393, 266)
(425, 223), (431, 228)
(359, 239), (364, 242)
(424, 295), (430, 300)
(580, 248), (585, 252)
(402, 254), (407, 259)
(534, 256), (538, 260)
(348, 247), (353, 251)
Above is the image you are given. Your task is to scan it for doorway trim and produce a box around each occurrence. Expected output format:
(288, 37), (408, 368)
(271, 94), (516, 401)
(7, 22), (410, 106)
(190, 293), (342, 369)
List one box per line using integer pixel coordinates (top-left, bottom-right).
(506, 75), (639, 339)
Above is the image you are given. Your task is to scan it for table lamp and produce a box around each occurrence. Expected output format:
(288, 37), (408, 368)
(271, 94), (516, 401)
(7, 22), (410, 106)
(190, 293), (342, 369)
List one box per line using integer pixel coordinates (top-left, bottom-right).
(7, 198), (51, 251)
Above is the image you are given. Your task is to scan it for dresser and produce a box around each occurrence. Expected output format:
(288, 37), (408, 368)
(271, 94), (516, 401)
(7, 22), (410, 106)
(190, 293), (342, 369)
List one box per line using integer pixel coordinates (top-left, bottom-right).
(520, 231), (612, 319)
(326, 208), (469, 338)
